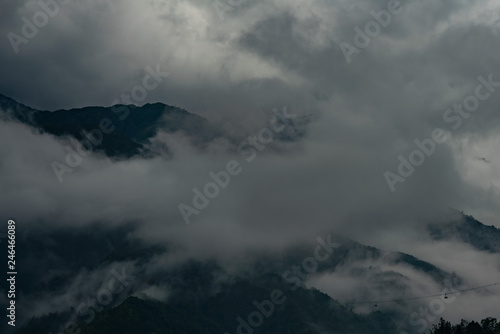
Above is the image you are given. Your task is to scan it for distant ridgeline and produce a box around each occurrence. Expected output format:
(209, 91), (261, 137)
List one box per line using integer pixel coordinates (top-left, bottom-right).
(0, 93), (223, 158)
(0, 93), (310, 159)
(428, 214), (500, 253)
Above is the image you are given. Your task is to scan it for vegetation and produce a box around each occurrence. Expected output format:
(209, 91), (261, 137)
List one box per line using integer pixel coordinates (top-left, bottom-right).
(430, 317), (500, 334)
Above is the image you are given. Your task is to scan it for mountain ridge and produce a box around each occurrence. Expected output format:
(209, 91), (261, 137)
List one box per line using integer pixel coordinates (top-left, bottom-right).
(0, 93), (223, 158)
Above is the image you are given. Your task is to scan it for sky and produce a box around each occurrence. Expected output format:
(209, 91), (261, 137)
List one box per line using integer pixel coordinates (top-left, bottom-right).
(0, 0), (500, 330)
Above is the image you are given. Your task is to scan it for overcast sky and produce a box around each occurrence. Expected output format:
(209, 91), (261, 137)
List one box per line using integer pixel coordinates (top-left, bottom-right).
(1, 0), (500, 328)
(1, 0), (499, 223)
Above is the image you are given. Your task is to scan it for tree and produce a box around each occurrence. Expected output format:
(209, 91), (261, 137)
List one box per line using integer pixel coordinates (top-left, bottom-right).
(480, 317), (498, 333)
(430, 318), (452, 334)
(429, 317), (499, 334)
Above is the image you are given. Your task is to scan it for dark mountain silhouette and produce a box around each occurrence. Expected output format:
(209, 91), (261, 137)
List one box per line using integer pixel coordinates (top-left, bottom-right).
(0, 93), (223, 158)
(428, 213), (500, 253)
(0, 93), (311, 159)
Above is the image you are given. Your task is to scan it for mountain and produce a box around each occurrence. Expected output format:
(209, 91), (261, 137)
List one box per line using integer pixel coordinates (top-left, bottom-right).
(18, 281), (399, 334)
(2, 95), (497, 334)
(0, 94), (311, 159)
(11, 214), (499, 334)
(12, 229), (463, 334)
(0, 93), (223, 158)
(10, 207), (500, 334)
(428, 213), (500, 253)
(0, 93), (37, 124)
(16, 259), (401, 334)
(79, 280), (398, 334)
